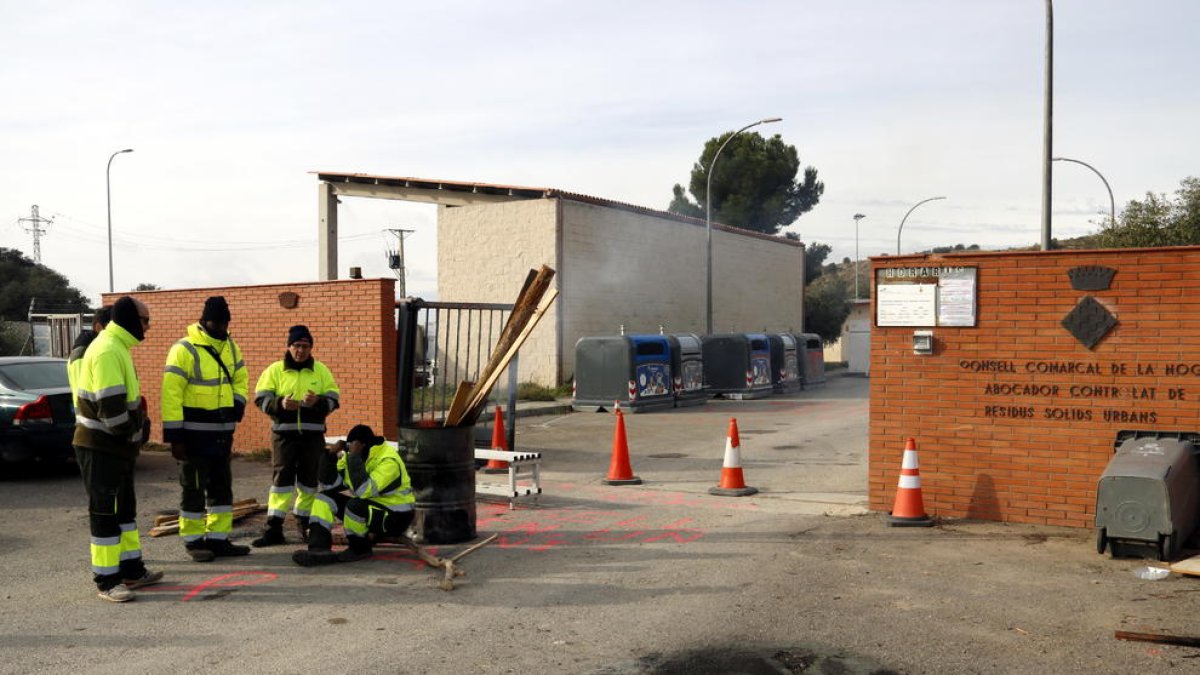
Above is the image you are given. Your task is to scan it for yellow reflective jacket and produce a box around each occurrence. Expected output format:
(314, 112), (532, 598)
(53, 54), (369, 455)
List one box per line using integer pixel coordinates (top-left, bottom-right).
(72, 323), (146, 458)
(161, 323), (248, 446)
(254, 357), (340, 434)
(319, 440), (415, 511)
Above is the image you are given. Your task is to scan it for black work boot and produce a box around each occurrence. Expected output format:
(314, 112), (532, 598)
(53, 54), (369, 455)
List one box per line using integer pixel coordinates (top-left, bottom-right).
(207, 538), (251, 557)
(186, 540), (215, 563)
(292, 547), (339, 567)
(337, 537), (373, 563)
(252, 518), (286, 548)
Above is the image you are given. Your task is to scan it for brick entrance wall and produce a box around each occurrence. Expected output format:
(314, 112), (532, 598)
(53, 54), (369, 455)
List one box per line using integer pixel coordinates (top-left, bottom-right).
(869, 248), (1200, 528)
(104, 278), (397, 453)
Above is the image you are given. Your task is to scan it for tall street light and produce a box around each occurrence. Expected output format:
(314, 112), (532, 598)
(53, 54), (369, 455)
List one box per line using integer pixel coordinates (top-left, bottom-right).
(706, 116), (782, 334)
(853, 213), (866, 299)
(1053, 157), (1115, 227)
(1041, 0), (1054, 250)
(106, 148), (134, 292)
(896, 196), (948, 255)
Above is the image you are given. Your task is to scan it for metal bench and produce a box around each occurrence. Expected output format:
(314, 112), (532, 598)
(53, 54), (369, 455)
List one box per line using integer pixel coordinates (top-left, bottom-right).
(474, 448), (542, 509)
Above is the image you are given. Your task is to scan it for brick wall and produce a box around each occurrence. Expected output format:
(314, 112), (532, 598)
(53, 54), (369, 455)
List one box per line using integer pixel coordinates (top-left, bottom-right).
(104, 278), (397, 454)
(869, 248), (1200, 528)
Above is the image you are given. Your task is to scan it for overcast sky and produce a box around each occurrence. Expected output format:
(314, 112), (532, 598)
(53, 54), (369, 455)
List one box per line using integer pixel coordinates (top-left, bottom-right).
(3, 1), (1197, 305)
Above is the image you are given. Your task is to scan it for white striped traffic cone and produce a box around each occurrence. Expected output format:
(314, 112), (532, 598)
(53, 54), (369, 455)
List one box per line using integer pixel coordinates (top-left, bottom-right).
(885, 437), (933, 527)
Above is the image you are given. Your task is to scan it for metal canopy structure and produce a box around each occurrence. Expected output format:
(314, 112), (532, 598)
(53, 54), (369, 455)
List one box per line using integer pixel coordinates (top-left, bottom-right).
(313, 170), (791, 281)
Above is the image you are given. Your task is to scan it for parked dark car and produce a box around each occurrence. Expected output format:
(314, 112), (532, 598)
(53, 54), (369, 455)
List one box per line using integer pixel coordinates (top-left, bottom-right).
(0, 357), (76, 466)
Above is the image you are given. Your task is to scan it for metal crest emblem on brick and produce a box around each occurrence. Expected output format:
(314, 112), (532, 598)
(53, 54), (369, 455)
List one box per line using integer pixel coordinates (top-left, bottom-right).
(1061, 296), (1117, 349)
(1067, 265), (1116, 291)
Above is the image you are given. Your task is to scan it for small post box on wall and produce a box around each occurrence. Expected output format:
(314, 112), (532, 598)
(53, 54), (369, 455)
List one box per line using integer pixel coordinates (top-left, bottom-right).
(912, 330), (934, 355)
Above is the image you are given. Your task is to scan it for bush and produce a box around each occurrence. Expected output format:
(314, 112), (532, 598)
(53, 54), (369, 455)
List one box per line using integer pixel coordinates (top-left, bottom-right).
(516, 381), (559, 401)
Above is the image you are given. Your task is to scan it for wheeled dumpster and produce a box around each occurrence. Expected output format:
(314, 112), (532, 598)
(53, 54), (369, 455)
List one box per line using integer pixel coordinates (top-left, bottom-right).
(667, 333), (707, 407)
(700, 333), (773, 400)
(573, 334), (674, 413)
(798, 333), (826, 387)
(1096, 432), (1200, 561)
(767, 333), (802, 394)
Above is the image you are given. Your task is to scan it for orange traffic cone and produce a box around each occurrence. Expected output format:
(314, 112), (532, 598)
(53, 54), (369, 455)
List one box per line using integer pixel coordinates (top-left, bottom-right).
(886, 438), (933, 527)
(483, 406), (509, 474)
(708, 418), (758, 497)
(603, 410), (642, 485)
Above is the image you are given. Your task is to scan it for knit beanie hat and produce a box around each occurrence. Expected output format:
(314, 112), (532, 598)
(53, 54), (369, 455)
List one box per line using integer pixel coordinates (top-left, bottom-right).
(287, 325), (314, 346)
(345, 424), (377, 446)
(200, 296), (231, 323)
(111, 296), (144, 342)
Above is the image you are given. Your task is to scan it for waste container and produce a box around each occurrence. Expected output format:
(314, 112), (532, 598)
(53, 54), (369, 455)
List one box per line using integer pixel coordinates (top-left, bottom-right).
(798, 333), (826, 387)
(398, 423), (477, 544)
(1095, 431), (1200, 561)
(667, 333), (707, 407)
(572, 334), (674, 413)
(767, 333), (802, 394)
(700, 333), (773, 400)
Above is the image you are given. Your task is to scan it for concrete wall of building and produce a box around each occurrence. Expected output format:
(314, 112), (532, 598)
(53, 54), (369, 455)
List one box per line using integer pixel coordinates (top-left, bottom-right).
(106, 278), (397, 453)
(869, 248), (1200, 528)
(437, 198), (806, 385)
(437, 200), (560, 384)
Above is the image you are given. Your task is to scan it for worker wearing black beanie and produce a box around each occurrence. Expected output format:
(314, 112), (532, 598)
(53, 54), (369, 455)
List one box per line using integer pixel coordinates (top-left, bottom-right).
(251, 324), (341, 548)
(162, 295), (250, 562)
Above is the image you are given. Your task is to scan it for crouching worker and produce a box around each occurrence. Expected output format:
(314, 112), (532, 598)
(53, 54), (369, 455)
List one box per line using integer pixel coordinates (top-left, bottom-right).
(292, 425), (415, 567)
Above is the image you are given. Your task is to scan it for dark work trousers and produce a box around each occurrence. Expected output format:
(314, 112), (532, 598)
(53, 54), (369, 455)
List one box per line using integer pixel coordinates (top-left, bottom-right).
(307, 491), (415, 551)
(267, 432), (324, 520)
(75, 446), (147, 590)
(179, 442), (234, 542)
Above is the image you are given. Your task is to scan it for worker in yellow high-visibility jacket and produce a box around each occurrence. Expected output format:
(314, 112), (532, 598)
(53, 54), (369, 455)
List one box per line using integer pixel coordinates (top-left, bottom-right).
(251, 325), (340, 547)
(161, 296), (250, 562)
(72, 296), (163, 602)
(292, 425), (415, 567)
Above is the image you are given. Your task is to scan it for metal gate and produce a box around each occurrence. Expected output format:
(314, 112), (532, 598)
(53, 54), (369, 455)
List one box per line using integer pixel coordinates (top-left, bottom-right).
(396, 299), (518, 450)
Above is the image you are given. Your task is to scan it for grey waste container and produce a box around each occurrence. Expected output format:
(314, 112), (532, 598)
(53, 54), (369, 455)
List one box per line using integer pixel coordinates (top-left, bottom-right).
(701, 333), (773, 400)
(798, 333), (826, 387)
(667, 333), (707, 407)
(573, 334), (674, 413)
(1096, 432), (1200, 561)
(767, 333), (802, 394)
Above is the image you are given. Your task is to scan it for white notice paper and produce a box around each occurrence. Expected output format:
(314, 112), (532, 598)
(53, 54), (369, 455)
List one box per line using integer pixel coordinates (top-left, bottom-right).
(876, 284), (936, 327)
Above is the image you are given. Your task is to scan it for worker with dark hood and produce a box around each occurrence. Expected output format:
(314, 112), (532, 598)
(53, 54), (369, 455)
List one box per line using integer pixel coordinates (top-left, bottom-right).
(292, 424), (415, 567)
(71, 296), (162, 601)
(162, 296), (251, 562)
(251, 325), (340, 547)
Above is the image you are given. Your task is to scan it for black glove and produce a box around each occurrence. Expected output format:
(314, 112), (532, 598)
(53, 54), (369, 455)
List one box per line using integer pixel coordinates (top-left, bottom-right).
(233, 400), (246, 423)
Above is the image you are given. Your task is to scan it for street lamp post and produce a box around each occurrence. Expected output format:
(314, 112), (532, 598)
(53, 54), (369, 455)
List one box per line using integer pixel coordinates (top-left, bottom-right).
(1041, 0), (1054, 250)
(896, 196), (948, 255)
(106, 148), (134, 293)
(706, 117), (782, 334)
(853, 213), (866, 299)
(1053, 157), (1115, 227)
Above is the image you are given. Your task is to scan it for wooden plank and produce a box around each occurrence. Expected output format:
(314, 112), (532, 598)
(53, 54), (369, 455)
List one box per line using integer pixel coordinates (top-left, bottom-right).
(446, 266), (555, 426)
(462, 288), (559, 423)
(1169, 555), (1200, 577)
(443, 381), (476, 427)
(1115, 630), (1200, 648)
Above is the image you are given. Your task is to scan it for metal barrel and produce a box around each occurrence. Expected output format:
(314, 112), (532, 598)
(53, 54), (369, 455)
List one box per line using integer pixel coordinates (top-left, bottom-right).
(398, 423), (477, 544)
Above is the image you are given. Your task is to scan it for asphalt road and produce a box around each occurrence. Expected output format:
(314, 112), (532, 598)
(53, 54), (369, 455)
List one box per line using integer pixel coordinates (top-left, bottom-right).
(2, 375), (1198, 674)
